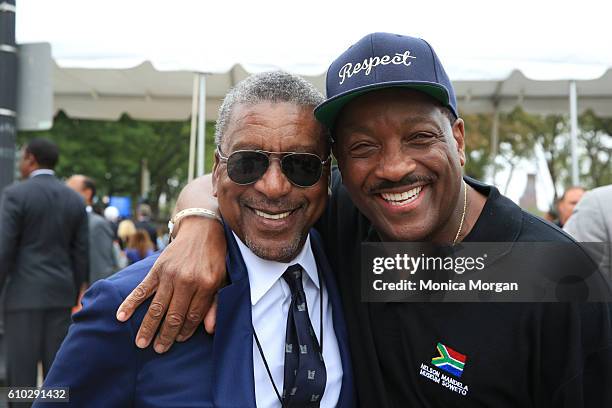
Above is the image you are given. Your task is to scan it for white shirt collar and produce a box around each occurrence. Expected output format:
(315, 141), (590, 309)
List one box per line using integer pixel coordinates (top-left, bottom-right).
(86, 205), (93, 213)
(29, 169), (55, 178)
(232, 231), (319, 306)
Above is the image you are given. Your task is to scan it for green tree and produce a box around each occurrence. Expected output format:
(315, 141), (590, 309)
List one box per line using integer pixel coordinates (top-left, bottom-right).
(461, 112), (493, 180)
(496, 108), (538, 194)
(17, 112), (216, 221)
(578, 110), (612, 189)
(521, 113), (569, 200)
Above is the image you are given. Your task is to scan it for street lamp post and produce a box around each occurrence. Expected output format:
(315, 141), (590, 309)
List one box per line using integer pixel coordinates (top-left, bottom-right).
(0, 0), (17, 193)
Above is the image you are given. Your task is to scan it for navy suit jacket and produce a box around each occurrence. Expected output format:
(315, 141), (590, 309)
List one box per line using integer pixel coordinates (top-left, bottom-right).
(38, 228), (355, 407)
(0, 174), (89, 310)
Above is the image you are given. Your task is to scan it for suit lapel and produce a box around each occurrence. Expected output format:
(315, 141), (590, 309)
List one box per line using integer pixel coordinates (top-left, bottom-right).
(212, 226), (256, 408)
(212, 226), (356, 407)
(310, 229), (356, 408)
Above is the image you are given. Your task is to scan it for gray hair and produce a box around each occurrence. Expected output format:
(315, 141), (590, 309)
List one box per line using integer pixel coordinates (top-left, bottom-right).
(214, 71), (325, 147)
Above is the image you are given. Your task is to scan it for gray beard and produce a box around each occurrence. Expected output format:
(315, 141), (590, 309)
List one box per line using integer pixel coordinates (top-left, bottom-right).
(245, 233), (304, 263)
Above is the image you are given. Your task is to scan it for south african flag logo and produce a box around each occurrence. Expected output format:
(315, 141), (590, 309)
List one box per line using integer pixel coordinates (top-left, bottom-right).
(431, 342), (467, 378)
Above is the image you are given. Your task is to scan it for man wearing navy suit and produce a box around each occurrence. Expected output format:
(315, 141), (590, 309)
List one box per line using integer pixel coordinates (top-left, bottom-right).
(0, 138), (88, 394)
(38, 72), (354, 407)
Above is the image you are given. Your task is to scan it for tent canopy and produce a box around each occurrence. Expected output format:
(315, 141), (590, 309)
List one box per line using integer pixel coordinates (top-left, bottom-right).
(454, 69), (612, 117)
(54, 62), (612, 122)
(54, 62), (326, 121)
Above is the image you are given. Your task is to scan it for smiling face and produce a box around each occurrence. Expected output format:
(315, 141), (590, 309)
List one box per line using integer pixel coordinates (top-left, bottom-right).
(333, 88), (466, 242)
(213, 101), (329, 262)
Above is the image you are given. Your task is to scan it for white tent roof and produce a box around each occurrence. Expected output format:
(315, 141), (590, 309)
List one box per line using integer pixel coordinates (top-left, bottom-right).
(455, 69), (612, 117)
(53, 62), (327, 121)
(15, 0), (611, 121)
(54, 62), (612, 121)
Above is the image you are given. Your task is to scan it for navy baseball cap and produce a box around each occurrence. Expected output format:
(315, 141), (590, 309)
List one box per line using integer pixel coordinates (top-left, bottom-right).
(314, 32), (458, 129)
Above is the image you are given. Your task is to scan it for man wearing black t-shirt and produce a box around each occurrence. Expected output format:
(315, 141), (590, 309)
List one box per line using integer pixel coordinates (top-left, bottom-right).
(117, 33), (612, 407)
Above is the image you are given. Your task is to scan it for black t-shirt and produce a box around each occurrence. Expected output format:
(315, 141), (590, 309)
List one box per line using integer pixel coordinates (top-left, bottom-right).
(316, 168), (612, 408)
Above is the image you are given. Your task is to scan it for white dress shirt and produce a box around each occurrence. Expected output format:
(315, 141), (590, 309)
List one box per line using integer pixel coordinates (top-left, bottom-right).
(233, 232), (342, 408)
(29, 169), (55, 178)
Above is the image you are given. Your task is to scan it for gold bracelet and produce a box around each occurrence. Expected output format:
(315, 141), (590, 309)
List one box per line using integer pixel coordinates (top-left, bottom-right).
(168, 208), (222, 239)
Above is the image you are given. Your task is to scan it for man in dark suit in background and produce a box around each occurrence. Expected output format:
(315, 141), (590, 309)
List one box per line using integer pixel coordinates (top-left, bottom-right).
(67, 175), (119, 283)
(0, 138), (89, 391)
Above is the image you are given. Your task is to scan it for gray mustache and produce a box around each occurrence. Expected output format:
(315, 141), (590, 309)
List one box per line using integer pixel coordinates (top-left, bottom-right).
(241, 197), (303, 211)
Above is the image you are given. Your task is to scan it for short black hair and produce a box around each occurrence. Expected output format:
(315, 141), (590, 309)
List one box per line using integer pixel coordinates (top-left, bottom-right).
(25, 138), (59, 169)
(82, 176), (96, 201)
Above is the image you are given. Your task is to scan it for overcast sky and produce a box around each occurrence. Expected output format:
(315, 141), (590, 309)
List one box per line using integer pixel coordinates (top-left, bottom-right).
(16, 0), (612, 79)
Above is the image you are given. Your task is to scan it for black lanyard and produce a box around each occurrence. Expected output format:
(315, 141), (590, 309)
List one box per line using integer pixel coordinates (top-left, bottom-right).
(252, 267), (324, 407)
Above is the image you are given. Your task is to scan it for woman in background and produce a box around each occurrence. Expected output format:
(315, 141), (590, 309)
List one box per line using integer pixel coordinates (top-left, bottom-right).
(117, 219), (136, 250)
(125, 229), (155, 265)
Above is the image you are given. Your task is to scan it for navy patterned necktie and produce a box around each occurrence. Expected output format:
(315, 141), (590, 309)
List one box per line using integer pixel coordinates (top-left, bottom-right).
(282, 264), (327, 407)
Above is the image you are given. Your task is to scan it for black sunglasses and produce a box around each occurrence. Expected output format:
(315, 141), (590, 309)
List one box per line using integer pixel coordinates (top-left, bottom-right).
(216, 147), (330, 187)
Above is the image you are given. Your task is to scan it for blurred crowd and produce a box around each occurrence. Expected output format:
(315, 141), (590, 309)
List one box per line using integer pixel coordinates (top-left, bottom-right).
(101, 202), (167, 272)
(68, 178), (168, 282)
(0, 138), (168, 392)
